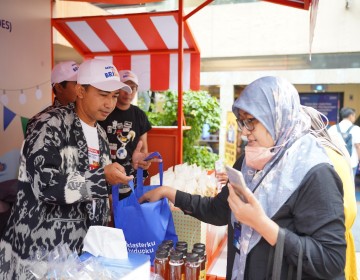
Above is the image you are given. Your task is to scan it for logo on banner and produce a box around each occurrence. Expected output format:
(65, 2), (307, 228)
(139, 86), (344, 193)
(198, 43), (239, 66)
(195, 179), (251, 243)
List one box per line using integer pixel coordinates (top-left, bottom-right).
(127, 241), (155, 254)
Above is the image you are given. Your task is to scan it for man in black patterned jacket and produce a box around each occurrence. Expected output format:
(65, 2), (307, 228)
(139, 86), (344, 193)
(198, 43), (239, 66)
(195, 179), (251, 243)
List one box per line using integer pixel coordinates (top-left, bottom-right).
(0, 59), (153, 279)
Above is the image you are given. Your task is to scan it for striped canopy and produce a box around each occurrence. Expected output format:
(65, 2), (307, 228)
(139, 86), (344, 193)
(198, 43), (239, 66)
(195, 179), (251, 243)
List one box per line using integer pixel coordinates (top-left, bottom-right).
(52, 11), (200, 91)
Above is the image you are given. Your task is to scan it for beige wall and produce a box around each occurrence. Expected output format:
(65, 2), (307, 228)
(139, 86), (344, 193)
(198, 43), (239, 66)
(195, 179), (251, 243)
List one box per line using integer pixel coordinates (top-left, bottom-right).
(0, 0), (51, 181)
(187, 0), (360, 58)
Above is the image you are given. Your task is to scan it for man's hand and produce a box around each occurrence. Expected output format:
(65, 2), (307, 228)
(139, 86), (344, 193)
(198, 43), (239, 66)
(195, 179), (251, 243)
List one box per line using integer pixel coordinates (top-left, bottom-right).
(132, 141), (162, 170)
(104, 162), (133, 185)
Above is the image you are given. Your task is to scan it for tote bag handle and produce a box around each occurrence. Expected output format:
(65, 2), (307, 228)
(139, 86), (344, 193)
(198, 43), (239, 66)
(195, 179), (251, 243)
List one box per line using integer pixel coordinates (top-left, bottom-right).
(136, 152), (163, 188)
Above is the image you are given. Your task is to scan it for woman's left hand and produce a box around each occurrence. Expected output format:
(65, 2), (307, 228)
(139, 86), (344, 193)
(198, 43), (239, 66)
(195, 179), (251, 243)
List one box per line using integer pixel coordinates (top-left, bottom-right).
(227, 183), (279, 245)
(227, 183), (265, 229)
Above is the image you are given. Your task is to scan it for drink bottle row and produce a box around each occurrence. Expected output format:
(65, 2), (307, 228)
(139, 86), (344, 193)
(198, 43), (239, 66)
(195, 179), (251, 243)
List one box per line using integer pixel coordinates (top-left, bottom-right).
(154, 240), (207, 280)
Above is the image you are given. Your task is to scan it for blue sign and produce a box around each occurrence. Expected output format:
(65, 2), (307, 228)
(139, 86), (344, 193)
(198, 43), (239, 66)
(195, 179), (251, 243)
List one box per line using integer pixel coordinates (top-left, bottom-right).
(299, 93), (342, 126)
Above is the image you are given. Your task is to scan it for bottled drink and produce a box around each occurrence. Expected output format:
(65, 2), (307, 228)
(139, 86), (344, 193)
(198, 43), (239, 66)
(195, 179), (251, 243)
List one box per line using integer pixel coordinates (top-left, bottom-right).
(162, 240), (174, 249)
(193, 243), (206, 262)
(176, 241), (188, 249)
(162, 240), (175, 253)
(175, 245), (187, 256)
(169, 251), (184, 280)
(192, 248), (205, 280)
(158, 243), (171, 253)
(185, 253), (200, 280)
(193, 243), (207, 273)
(215, 159), (225, 192)
(154, 249), (169, 280)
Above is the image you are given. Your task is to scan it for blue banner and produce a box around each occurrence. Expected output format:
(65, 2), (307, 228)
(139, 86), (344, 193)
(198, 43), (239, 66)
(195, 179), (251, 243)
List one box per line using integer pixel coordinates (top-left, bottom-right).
(299, 93), (341, 126)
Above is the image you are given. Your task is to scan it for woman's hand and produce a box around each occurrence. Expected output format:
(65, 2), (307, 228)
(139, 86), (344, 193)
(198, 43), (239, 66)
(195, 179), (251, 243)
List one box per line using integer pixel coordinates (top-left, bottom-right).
(227, 183), (279, 245)
(215, 171), (228, 185)
(138, 186), (176, 204)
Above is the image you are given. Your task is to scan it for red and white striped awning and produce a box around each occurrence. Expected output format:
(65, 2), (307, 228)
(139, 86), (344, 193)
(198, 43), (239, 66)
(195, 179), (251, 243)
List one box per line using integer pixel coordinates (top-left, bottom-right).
(52, 11), (200, 92)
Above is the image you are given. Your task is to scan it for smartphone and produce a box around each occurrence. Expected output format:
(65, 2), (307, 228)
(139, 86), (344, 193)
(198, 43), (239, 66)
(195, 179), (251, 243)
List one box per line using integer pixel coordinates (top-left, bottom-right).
(225, 165), (248, 202)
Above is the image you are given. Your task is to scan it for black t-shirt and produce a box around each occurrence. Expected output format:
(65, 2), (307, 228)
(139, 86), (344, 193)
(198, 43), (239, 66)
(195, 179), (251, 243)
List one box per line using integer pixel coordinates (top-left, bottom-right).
(99, 105), (152, 177)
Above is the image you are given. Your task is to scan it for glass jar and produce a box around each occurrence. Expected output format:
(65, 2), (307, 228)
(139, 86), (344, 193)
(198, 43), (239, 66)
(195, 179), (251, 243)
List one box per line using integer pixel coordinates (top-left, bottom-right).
(192, 248), (205, 280)
(169, 251), (184, 280)
(185, 253), (200, 280)
(154, 249), (169, 280)
(193, 243), (207, 266)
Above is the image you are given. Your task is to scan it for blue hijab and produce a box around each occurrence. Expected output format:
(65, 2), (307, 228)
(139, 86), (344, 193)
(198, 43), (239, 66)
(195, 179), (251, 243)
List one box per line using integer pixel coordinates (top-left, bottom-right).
(231, 76), (331, 279)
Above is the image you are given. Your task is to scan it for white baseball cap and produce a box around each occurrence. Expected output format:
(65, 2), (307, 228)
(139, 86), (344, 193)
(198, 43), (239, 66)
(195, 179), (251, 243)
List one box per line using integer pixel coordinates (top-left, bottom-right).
(51, 61), (79, 87)
(77, 59), (132, 93)
(119, 70), (139, 86)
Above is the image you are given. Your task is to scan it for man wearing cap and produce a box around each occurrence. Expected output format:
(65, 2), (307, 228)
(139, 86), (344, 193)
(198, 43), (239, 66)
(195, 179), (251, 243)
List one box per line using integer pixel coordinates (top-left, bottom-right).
(99, 70), (152, 198)
(0, 59), (154, 279)
(51, 60), (79, 106)
(26, 61), (79, 133)
(328, 107), (360, 177)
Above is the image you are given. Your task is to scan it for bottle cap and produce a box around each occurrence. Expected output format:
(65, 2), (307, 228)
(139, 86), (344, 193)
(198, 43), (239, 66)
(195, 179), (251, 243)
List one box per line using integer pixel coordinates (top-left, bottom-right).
(170, 251), (183, 261)
(158, 244), (171, 252)
(162, 240), (174, 248)
(192, 248), (204, 257)
(175, 246), (187, 254)
(193, 243), (205, 250)
(156, 250), (169, 259)
(176, 241), (188, 248)
(186, 253), (199, 262)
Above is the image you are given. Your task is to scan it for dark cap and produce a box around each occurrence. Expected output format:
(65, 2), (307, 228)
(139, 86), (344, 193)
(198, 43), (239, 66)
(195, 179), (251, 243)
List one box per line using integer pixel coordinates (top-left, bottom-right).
(186, 253), (199, 262)
(170, 251), (183, 260)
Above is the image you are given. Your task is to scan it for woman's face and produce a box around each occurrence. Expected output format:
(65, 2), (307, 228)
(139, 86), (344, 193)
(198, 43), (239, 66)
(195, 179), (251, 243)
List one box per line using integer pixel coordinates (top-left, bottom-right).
(238, 109), (274, 148)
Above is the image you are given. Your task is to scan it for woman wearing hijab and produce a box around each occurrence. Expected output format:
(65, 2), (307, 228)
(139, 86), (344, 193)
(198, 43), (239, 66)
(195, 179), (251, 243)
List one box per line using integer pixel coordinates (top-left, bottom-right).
(140, 76), (346, 280)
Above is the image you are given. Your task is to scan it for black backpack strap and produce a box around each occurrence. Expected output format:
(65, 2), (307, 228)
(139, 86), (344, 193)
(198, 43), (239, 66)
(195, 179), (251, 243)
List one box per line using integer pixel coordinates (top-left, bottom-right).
(266, 245), (275, 280)
(272, 228), (286, 280)
(296, 240), (303, 280)
(287, 265), (293, 280)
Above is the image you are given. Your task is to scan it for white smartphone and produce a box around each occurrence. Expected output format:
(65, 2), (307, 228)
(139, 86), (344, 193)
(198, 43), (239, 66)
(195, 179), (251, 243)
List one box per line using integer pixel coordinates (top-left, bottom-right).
(225, 165), (248, 202)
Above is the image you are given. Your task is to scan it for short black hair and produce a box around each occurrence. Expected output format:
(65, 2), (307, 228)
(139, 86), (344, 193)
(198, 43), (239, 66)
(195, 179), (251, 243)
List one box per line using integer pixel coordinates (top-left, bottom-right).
(340, 107), (355, 119)
(52, 81), (68, 95)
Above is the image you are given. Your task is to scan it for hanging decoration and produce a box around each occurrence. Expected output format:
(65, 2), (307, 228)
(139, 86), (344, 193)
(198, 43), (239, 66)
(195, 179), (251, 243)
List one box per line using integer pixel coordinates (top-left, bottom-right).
(0, 80), (49, 136)
(0, 90), (9, 106)
(19, 90), (26, 105)
(20, 117), (29, 137)
(35, 86), (42, 100)
(3, 106), (16, 130)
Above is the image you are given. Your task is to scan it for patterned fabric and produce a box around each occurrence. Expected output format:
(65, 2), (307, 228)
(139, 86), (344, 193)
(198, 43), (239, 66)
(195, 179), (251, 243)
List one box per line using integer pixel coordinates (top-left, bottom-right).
(231, 76), (331, 279)
(0, 103), (112, 280)
(25, 97), (62, 135)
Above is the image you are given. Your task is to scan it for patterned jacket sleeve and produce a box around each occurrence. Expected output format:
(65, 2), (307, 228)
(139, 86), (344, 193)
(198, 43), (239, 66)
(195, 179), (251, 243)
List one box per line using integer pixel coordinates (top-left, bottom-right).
(20, 115), (109, 205)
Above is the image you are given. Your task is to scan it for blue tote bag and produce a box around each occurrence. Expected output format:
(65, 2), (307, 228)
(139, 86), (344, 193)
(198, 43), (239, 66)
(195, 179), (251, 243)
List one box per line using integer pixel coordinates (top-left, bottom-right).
(112, 152), (178, 264)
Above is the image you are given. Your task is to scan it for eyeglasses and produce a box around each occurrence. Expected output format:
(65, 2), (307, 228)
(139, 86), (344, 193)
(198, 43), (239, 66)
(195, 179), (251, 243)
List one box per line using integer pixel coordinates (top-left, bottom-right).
(236, 118), (256, 131)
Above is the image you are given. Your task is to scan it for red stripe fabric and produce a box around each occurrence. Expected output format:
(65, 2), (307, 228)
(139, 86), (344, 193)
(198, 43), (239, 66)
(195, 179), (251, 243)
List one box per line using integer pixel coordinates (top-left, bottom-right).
(151, 54), (170, 91)
(87, 18), (128, 52)
(190, 53), (200, 91)
(113, 56), (131, 72)
(128, 14), (168, 51)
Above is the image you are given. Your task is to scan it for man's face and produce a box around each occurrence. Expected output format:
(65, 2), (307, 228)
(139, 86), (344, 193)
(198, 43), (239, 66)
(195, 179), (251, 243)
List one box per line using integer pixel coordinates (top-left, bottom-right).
(55, 81), (77, 105)
(117, 80), (138, 106)
(350, 113), (356, 123)
(76, 85), (119, 126)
